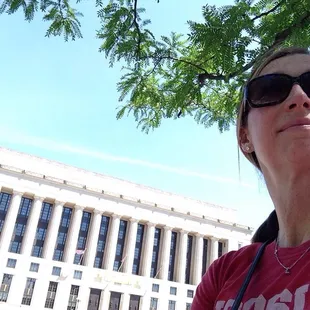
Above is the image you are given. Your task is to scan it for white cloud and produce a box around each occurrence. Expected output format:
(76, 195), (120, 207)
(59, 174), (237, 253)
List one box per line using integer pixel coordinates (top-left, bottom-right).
(0, 128), (256, 189)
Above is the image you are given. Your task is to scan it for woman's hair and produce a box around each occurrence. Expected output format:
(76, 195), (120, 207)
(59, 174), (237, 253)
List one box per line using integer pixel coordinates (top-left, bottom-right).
(236, 46), (310, 243)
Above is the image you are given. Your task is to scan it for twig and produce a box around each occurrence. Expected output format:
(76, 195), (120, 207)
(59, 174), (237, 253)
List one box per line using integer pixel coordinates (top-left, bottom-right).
(251, 0), (285, 22)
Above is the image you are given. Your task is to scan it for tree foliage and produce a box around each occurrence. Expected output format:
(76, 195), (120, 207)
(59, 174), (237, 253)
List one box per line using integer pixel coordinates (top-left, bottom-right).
(2, 0), (310, 131)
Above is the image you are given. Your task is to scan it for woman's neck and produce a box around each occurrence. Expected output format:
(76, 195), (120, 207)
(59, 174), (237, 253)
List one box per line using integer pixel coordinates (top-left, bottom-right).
(267, 171), (310, 247)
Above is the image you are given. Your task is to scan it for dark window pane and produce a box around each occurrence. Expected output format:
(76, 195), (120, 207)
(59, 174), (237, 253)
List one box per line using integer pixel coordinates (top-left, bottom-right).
(52, 266), (61, 276)
(202, 238), (208, 276)
(94, 216), (110, 268)
(168, 232), (178, 281)
(108, 292), (121, 310)
(21, 278), (36, 305)
(218, 241), (224, 258)
(67, 285), (79, 310)
(0, 192), (12, 235)
(32, 202), (52, 257)
(88, 288), (101, 310)
(132, 224), (144, 275)
(53, 207), (72, 261)
(9, 197), (33, 253)
(29, 262), (39, 272)
(73, 211), (91, 265)
(185, 235), (193, 284)
(113, 220), (127, 272)
(0, 274), (13, 302)
(6, 258), (16, 268)
(150, 228), (161, 278)
(45, 281), (58, 309)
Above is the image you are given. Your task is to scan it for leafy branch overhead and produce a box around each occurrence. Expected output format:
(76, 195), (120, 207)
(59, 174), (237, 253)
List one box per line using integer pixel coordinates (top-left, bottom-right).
(2, 0), (310, 132)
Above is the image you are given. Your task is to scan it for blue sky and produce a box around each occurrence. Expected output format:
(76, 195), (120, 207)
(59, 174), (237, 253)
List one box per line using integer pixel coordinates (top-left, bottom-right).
(0, 0), (274, 228)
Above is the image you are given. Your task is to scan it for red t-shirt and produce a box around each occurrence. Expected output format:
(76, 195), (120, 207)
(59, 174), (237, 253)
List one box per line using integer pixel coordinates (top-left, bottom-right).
(192, 240), (310, 309)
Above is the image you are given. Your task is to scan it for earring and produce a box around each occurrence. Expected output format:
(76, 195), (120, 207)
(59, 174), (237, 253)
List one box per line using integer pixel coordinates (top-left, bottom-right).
(243, 144), (251, 152)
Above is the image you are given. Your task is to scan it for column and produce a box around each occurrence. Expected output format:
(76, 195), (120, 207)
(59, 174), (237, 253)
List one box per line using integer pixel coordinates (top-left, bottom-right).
(141, 222), (155, 277)
(104, 214), (121, 271)
(99, 289), (111, 310)
(83, 210), (103, 267)
(63, 205), (84, 263)
(193, 234), (204, 285)
(76, 285), (90, 310)
(0, 191), (22, 252)
(140, 293), (151, 310)
(43, 201), (64, 260)
(176, 230), (188, 284)
(21, 196), (44, 256)
(228, 238), (239, 252)
(159, 226), (172, 280)
(210, 237), (219, 264)
(30, 273), (50, 308)
(6, 272), (25, 307)
(123, 218), (139, 274)
(120, 293), (130, 310)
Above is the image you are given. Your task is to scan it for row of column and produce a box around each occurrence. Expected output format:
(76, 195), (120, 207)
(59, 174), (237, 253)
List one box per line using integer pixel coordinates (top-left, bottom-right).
(0, 191), (222, 285)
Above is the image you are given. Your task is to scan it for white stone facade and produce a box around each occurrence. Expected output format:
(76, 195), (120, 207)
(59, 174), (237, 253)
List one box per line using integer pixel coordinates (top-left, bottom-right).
(0, 148), (252, 310)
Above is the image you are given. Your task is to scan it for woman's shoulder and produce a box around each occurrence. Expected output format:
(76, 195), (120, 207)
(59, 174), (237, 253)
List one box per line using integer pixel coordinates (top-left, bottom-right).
(217, 242), (262, 265)
(211, 243), (263, 285)
(191, 243), (263, 310)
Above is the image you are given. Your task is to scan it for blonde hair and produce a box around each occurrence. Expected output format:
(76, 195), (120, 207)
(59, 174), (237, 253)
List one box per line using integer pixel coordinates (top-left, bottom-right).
(237, 47), (310, 171)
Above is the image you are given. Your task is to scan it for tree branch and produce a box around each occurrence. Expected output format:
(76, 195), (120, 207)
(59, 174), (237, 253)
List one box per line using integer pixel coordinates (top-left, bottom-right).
(132, 0), (142, 57)
(251, 0), (285, 22)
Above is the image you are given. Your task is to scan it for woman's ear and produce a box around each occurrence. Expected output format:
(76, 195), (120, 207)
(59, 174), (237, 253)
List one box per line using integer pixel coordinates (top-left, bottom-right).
(239, 127), (253, 153)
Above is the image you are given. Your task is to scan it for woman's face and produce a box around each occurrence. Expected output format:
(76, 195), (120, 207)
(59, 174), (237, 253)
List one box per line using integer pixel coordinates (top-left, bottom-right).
(243, 54), (310, 176)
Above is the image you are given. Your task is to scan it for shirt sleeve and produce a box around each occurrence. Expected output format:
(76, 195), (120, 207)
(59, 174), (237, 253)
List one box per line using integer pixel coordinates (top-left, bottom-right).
(191, 260), (219, 310)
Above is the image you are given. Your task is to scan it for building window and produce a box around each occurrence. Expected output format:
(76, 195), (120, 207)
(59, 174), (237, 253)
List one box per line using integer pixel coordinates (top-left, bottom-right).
(129, 295), (140, 309)
(170, 287), (177, 295)
(9, 197), (33, 253)
(218, 241), (224, 258)
(0, 274), (13, 302)
(32, 202), (52, 257)
(108, 292), (121, 310)
(45, 281), (58, 309)
(88, 288), (101, 310)
(73, 270), (83, 280)
(29, 262), (39, 272)
(52, 266), (61, 276)
(168, 300), (176, 310)
(185, 235), (193, 284)
(150, 227), (161, 278)
(186, 303), (192, 310)
(168, 231), (178, 281)
(132, 223), (145, 275)
(202, 238), (208, 277)
(6, 258), (16, 268)
(67, 285), (79, 310)
(187, 290), (194, 298)
(94, 215), (110, 268)
(73, 211), (91, 265)
(150, 297), (158, 310)
(113, 220), (128, 272)
(0, 192), (12, 235)
(152, 283), (159, 292)
(21, 278), (36, 305)
(53, 207), (73, 261)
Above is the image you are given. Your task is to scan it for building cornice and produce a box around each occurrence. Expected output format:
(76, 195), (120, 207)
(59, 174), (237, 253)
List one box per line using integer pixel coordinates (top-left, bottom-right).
(0, 163), (253, 234)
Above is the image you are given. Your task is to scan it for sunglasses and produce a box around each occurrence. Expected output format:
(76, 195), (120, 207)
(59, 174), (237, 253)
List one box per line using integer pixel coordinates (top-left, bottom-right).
(244, 71), (310, 108)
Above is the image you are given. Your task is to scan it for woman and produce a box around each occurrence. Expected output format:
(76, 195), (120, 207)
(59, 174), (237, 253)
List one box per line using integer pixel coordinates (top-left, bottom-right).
(192, 46), (310, 310)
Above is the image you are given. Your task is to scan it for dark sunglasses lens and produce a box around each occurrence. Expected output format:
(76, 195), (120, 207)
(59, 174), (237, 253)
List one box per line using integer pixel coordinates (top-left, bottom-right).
(248, 75), (291, 106)
(300, 72), (310, 98)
